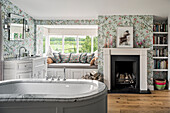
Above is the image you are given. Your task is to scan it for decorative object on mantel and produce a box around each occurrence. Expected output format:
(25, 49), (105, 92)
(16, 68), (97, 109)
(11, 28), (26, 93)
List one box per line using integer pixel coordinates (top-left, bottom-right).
(81, 71), (103, 82)
(104, 39), (107, 48)
(155, 79), (166, 90)
(104, 38), (110, 48)
(117, 27), (133, 48)
(103, 36), (114, 48)
(136, 39), (146, 48)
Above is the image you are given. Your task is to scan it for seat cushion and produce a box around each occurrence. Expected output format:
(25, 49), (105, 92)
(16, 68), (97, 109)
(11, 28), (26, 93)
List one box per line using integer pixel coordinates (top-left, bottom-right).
(48, 63), (98, 69)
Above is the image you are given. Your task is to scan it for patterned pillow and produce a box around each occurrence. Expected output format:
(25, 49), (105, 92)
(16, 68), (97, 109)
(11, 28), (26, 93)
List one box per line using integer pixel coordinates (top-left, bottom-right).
(94, 57), (98, 65)
(47, 57), (53, 64)
(53, 53), (61, 63)
(86, 53), (94, 63)
(69, 53), (81, 63)
(59, 53), (71, 63)
(80, 53), (87, 63)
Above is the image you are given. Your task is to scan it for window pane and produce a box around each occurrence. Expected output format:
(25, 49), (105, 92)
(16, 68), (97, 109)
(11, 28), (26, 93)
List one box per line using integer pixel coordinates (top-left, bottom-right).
(50, 36), (62, 52)
(43, 36), (46, 53)
(93, 36), (98, 52)
(64, 36), (77, 53)
(79, 36), (91, 53)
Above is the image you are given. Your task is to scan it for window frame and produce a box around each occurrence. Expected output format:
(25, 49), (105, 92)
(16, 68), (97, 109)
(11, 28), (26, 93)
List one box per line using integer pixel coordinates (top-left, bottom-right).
(48, 35), (97, 53)
(43, 35), (48, 56)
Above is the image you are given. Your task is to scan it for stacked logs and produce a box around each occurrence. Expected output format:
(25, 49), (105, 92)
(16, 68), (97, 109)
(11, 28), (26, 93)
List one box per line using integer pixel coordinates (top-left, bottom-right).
(81, 71), (103, 82)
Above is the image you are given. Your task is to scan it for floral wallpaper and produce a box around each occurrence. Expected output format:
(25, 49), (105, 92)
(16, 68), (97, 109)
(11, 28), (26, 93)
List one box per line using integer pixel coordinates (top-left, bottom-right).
(98, 15), (154, 86)
(35, 19), (98, 55)
(36, 26), (44, 56)
(0, 0), (35, 57)
(36, 20), (98, 25)
(0, 0), (165, 89)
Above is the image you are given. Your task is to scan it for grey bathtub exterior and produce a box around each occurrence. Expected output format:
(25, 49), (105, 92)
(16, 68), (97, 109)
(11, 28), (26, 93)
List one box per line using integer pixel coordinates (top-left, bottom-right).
(0, 79), (107, 113)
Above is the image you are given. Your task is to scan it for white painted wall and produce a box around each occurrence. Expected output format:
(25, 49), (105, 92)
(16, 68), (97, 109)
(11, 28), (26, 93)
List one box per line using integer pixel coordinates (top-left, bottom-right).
(9, 0), (170, 20)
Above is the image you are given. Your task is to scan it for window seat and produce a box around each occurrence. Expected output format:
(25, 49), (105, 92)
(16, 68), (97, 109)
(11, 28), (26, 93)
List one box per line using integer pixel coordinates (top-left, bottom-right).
(48, 63), (98, 69)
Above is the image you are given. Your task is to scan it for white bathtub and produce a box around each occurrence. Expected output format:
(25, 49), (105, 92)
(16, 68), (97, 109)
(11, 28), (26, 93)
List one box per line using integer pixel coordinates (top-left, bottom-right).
(0, 79), (107, 113)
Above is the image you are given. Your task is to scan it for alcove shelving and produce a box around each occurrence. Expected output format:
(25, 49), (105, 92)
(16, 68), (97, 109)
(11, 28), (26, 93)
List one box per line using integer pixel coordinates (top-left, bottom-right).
(153, 15), (169, 90)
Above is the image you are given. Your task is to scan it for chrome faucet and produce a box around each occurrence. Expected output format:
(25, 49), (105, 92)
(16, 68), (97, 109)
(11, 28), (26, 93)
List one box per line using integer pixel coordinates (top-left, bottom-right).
(57, 76), (61, 81)
(63, 67), (66, 81)
(45, 75), (50, 80)
(45, 75), (55, 81)
(51, 75), (55, 81)
(19, 46), (27, 58)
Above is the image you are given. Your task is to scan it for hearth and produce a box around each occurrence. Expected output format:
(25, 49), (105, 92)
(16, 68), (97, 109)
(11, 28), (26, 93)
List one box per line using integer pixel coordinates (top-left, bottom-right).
(111, 55), (140, 93)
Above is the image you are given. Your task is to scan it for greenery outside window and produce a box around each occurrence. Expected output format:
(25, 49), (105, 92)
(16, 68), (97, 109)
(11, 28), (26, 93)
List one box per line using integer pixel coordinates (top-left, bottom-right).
(43, 36), (46, 53)
(50, 36), (62, 52)
(64, 36), (77, 53)
(49, 35), (97, 53)
(93, 36), (98, 52)
(79, 36), (91, 53)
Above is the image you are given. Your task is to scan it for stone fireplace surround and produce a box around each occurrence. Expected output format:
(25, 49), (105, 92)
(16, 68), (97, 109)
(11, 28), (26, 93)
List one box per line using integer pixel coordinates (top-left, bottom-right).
(103, 48), (149, 91)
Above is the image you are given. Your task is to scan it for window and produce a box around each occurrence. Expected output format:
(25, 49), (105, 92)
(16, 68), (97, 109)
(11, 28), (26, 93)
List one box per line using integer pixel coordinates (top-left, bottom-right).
(49, 35), (97, 53)
(79, 36), (91, 53)
(50, 36), (62, 52)
(93, 36), (98, 52)
(43, 36), (46, 53)
(64, 36), (77, 53)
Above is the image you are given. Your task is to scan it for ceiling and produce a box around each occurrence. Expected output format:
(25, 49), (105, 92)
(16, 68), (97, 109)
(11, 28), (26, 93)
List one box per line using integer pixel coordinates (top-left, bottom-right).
(9, 0), (170, 20)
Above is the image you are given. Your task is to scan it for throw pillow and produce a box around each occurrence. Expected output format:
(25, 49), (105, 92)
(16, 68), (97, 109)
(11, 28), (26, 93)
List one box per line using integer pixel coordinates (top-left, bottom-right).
(90, 57), (96, 66)
(53, 53), (61, 63)
(47, 57), (53, 64)
(69, 53), (81, 63)
(59, 53), (71, 63)
(86, 53), (94, 63)
(80, 53), (87, 63)
(94, 57), (98, 65)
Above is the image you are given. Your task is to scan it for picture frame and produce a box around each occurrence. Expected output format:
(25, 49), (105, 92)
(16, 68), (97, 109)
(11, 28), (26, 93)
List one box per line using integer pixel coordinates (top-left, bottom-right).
(117, 27), (133, 48)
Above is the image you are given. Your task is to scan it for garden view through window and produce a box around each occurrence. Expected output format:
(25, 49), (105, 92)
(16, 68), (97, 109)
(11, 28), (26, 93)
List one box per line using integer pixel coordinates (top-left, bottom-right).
(50, 36), (62, 52)
(50, 35), (98, 53)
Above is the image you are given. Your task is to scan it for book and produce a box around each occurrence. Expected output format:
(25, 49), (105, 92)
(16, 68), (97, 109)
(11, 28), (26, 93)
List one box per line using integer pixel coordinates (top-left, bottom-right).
(154, 24), (168, 32)
(154, 59), (168, 69)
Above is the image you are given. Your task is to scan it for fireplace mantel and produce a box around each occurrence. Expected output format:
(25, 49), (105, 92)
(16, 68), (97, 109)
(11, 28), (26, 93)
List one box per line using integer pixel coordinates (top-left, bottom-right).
(103, 48), (150, 91)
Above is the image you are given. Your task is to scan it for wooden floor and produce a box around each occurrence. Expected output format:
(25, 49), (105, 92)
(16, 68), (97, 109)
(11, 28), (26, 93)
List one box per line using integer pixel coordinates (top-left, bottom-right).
(108, 90), (170, 113)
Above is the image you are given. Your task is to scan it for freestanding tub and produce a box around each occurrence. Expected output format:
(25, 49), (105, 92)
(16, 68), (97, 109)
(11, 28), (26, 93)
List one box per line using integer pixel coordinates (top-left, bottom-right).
(0, 79), (107, 113)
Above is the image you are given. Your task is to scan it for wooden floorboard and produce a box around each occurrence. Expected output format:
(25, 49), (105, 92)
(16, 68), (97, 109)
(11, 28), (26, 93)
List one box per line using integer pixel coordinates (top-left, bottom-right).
(108, 90), (170, 113)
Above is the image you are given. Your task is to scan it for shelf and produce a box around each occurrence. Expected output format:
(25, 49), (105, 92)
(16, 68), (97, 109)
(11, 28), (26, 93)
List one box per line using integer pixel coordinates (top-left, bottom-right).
(153, 57), (168, 59)
(153, 44), (168, 47)
(153, 32), (168, 35)
(153, 69), (168, 72)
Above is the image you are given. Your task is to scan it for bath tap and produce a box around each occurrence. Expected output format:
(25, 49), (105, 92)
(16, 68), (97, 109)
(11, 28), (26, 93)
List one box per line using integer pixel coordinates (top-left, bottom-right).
(63, 67), (66, 81)
(51, 75), (55, 81)
(57, 76), (61, 81)
(18, 46), (27, 58)
(45, 75), (50, 80)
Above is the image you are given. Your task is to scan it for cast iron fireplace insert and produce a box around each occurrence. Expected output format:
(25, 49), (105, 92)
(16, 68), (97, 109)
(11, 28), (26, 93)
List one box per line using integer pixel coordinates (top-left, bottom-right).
(111, 55), (140, 93)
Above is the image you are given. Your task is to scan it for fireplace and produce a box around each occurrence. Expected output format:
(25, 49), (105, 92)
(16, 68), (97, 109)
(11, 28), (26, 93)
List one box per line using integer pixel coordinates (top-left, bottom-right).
(111, 55), (140, 93)
(103, 48), (149, 93)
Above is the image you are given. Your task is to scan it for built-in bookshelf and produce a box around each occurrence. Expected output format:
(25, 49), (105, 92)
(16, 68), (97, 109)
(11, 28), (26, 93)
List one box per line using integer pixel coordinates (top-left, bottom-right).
(153, 16), (169, 90)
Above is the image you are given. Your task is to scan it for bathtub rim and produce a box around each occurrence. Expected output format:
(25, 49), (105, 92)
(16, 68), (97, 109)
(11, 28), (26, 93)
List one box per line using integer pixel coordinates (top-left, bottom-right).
(0, 79), (107, 102)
